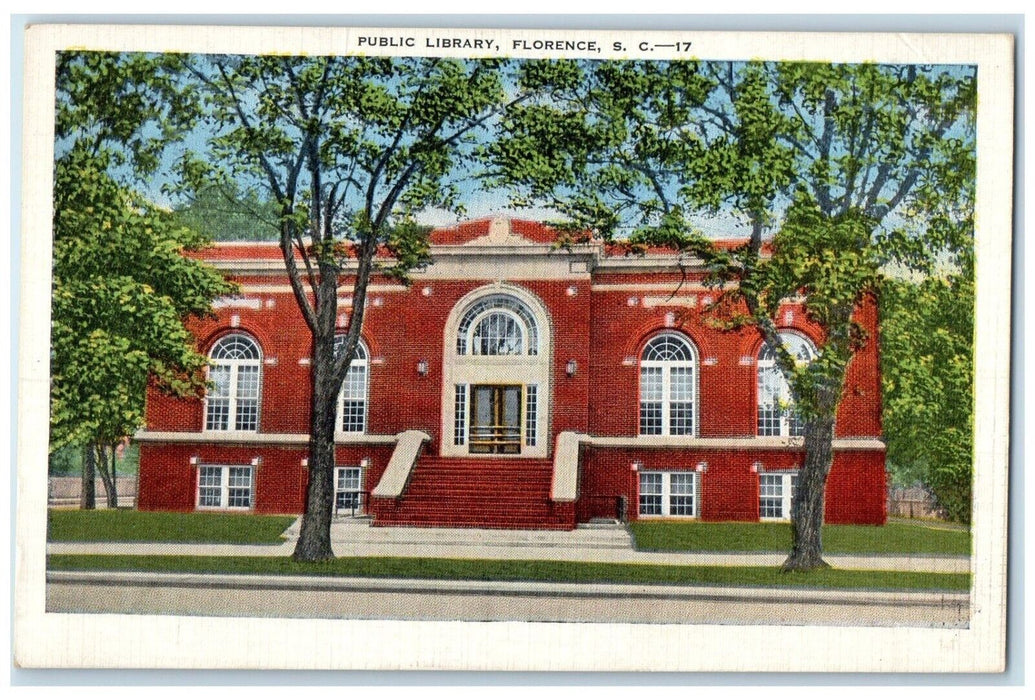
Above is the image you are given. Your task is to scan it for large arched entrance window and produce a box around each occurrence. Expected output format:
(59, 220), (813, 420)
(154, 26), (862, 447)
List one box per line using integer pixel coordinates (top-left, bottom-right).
(757, 332), (818, 437)
(638, 333), (698, 437)
(442, 287), (551, 458)
(456, 294), (540, 356)
(205, 333), (262, 432)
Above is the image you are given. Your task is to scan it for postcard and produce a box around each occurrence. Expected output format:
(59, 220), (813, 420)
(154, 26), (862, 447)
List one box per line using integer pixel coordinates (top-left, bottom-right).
(14, 24), (1013, 672)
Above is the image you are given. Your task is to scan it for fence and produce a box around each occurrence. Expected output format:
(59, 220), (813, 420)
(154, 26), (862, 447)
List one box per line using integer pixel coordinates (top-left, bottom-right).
(48, 477), (137, 509)
(886, 486), (946, 520)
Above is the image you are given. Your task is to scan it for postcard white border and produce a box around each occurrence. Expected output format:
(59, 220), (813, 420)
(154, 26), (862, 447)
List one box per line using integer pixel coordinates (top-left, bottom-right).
(14, 24), (1014, 672)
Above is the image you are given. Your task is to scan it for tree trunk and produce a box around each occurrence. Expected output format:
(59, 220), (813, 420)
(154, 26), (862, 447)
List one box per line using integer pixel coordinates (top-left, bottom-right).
(782, 412), (836, 571)
(781, 348), (849, 572)
(80, 444), (96, 510)
(292, 329), (339, 562)
(95, 443), (118, 509)
(108, 444), (119, 508)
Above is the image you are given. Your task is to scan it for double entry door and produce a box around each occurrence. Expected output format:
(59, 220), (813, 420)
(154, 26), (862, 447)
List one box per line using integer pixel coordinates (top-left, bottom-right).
(469, 384), (522, 454)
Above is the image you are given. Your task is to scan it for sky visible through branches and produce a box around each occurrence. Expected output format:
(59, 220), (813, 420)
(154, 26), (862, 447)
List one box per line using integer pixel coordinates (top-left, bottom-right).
(58, 54), (975, 245)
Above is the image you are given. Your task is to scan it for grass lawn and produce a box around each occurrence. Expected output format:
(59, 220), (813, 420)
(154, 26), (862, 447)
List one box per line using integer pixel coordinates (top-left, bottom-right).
(47, 554), (971, 592)
(47, 510), (296, 545)
(628, 521), (971, 556)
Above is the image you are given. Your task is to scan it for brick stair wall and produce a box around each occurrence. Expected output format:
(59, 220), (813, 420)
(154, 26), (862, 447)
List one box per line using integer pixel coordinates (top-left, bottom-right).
(370, 457), (575, 530)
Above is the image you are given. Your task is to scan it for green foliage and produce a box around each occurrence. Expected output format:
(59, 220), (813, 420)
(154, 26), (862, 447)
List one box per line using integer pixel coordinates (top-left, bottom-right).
(176, 56), (544, 559)
(47, 554), (970, 592)
(629, 520), (971, 555)
(50, 146), (234, 451)
(171, 184), (280, 241)
(178, 55), (531, 323)
(493, 59), (976, 557)
(53, 51), (234, 471)
(48, 443), (140, 478)
(881, 273), (974, 522)
(55, 51), (200, 178)
(47, 510), (295, 544)
(48, 444), (81, 476)
(745, 195), (882, 418)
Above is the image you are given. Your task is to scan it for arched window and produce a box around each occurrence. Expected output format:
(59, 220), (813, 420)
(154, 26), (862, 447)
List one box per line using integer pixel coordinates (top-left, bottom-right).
(336, 337), (369, 433)
(205, 333), (262, 432)
(757, 332), (817, 437)
(639, 333), (697, 436)
(456, 294), (539, 356)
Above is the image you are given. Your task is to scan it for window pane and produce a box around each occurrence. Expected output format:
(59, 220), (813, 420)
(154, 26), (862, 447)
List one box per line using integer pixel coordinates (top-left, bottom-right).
(759, 474), (785, 518)
(211, 335), (260, 360)
(640, 472), (663, 494)
(228, 467), (251, 488)
(640, 366), (663, 401)
(336, 467), (362, 510)
(209, 365), (232, 398)
(453, 384), (467, 445)
(235, 399), (259, 431)
(670, 473), (694, 493)
(669, 366), (692, 401)
(236, 365), (260, 399)
(788, 412), (806, 437)
(198, 466), (222, 506)
(473, 312), (523, 355)
(227, 488), (251, 508)
(342, 364), (366, 400)
(341, 400), (366, 433)
(226, 467), (252, 508)
(198, 487), (222, 507)
(457, 295), (539, 356)
(638, 473), (664, 516)
(758, 333), (816, 437)
(525, 385), (537, 447)
(205, 399), (230, 431)
(338, 356), (368, 434)
(669, 496), (694, 516)
(640, 403), (663, 435)
(669, 402), (693, 435)
(669, 473), (695, 516)
(643, 335), (693, 362)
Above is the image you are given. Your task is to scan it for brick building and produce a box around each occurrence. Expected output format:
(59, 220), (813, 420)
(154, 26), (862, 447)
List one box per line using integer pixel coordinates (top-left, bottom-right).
(136, 217), (887, 529)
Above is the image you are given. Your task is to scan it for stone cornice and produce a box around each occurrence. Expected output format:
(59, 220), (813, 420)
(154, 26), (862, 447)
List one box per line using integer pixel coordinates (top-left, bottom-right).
(133, 431), (400, 446)
(582, 436), (886, 451)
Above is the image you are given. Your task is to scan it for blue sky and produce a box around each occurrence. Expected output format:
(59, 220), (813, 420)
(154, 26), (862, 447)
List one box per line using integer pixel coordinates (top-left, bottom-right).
(71, 54), (971, 242)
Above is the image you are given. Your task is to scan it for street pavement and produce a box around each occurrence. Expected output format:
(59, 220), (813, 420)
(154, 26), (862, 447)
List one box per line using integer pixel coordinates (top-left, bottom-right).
(46, 517), (971, 574)
(46, 569), (971, 627)
(45, 518), (971, 625)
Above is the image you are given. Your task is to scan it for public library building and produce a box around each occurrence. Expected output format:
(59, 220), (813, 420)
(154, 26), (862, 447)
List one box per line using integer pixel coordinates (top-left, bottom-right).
(136, 218), (887, 529)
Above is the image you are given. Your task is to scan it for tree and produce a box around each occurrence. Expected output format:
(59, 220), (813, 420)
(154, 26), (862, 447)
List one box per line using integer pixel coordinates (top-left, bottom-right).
(53, 52), (231, 508)
(171, 183), (280, 241)
(493, 59), (976, 569)
(881, 268), (974, 523)
(180, 55), (545, 561)
(51, 146), (234, 507)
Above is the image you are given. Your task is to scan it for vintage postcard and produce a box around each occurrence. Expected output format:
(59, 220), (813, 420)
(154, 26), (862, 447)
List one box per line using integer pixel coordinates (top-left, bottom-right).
(14, 24), (1013, 672)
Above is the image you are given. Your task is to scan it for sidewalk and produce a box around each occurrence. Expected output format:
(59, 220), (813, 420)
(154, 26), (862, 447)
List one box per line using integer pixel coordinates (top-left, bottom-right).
(47, 517), (971, 574)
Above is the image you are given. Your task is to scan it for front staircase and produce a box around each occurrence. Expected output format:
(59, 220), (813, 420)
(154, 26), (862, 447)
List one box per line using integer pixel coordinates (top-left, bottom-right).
(370, 457), (575, 530)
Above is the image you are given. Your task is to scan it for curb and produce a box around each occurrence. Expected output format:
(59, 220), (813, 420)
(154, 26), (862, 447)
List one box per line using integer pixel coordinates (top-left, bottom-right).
(47, 569), (970, 608)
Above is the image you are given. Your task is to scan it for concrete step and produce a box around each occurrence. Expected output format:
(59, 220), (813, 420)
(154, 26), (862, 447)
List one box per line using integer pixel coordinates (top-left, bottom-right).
(330, 518), (632, 547)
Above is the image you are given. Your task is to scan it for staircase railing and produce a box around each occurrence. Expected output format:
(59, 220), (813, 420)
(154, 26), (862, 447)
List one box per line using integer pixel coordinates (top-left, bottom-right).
(371, 430), (431, 499)
(551, 431), (586, 502)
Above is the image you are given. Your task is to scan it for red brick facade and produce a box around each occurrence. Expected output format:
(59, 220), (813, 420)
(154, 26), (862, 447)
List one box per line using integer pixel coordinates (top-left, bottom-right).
(137, 218), (887, 527)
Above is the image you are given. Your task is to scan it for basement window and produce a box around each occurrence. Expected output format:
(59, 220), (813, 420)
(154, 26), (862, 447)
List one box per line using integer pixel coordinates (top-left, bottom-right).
(197, 465), (254, 510)
(334, 466), (363, 515)
(759, 472), (799, 520)
(638, 471), (698, 518)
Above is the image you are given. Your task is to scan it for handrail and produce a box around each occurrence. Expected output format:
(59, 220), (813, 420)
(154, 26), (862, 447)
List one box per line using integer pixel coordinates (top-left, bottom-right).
(551, 431), (586, 502)
(371, 430), (431, 498)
